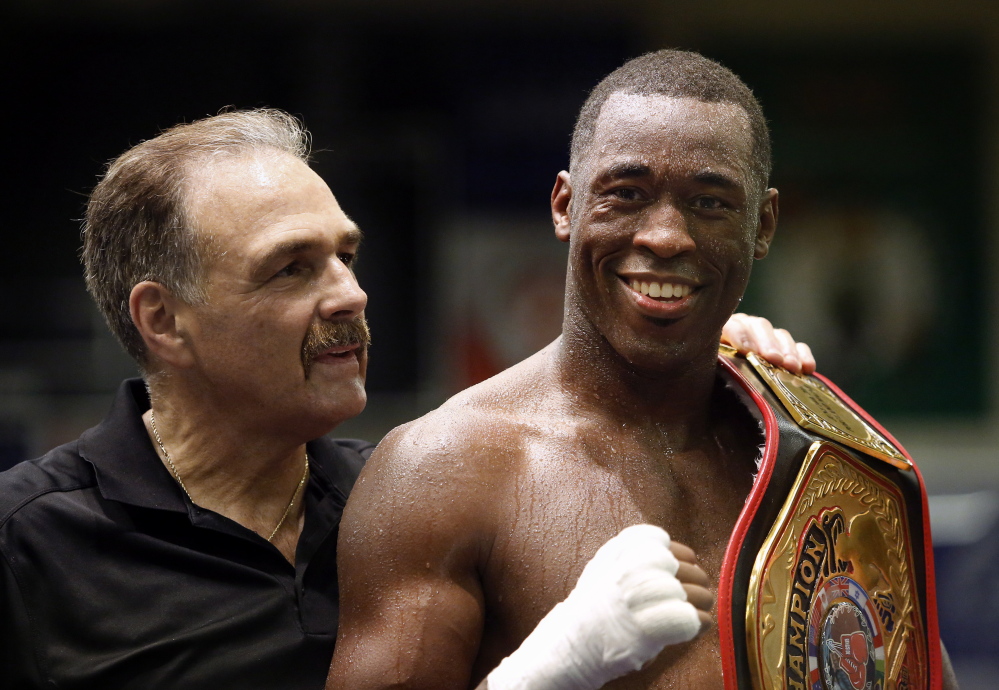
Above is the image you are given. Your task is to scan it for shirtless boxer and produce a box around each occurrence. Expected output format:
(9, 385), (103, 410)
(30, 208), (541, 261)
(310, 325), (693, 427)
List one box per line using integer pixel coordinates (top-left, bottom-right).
(326, 51), (954, 689)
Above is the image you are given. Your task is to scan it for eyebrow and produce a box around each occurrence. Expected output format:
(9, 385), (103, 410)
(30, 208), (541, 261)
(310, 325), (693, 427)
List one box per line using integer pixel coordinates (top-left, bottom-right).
(692, 170), (742, 190)
(599, 162), (653, 181)
(595, 162), (746, 194)
(256, 224), (364, 269)
(342, 225), (364, 246)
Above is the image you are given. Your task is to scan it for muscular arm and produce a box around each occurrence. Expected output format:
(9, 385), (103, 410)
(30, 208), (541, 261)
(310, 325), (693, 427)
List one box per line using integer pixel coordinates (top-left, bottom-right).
(327, 416), (713, 690)
(326, 423), (491, 690)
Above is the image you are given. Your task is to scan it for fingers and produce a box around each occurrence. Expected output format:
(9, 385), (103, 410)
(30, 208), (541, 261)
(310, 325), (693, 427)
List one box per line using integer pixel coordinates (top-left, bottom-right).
(720, 312), (759, 354)
(671, 541), (709, 589)
(669, 540), (696, 564)
(796, 341), (816, 375)
(722, 314), (782, 364)
(585, 524), (678, 579)
(499, 524), (716, 690)
(682, 583), (714, 615)
(744, 317), (783, 368)
(721, 313), (816, 375)
(772, 328), (801, 374)
(610, 529), (715, 644)
(630, 597), (706, 644)
(621, 570), (687, 612)
(592, 527), (712, 606)
(671, 540), (713, 631)
(625, 578), (714, 640)
(675, 560), (710, 589)
(695, 608), (712, 633)
(684, 583), (715, 634)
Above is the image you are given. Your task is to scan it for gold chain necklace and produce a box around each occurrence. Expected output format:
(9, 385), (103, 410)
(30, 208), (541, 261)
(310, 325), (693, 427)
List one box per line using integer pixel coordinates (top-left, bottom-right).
(148, 409), (309, 542)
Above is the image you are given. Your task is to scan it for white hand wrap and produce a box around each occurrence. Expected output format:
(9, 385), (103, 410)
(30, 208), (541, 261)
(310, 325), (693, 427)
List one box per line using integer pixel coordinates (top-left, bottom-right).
(486, 524), (702, 690)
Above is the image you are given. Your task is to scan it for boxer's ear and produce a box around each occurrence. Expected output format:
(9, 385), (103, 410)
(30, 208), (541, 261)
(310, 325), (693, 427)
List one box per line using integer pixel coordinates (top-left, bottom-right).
(552, 171), (573, 242)
(754, 188), (778, 259)
(130, 281), (196, 369)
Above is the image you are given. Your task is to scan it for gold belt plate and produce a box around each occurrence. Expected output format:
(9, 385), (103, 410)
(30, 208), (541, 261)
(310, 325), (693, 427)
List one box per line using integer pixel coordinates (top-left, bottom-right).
(744, 352), (911, 471)
(746, 442), (927, 690)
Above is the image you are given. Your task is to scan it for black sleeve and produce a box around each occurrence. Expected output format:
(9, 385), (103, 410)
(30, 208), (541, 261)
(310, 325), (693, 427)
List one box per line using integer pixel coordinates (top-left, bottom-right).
(310, 437), (373, 501)
(332, 438), (377, 461)
(0, 547), (44, 688)
(328, 439), (372, 498)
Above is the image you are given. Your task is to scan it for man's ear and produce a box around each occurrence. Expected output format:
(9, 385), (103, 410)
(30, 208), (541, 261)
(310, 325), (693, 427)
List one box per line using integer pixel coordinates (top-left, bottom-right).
(551, 171), (573, 243)
(129, 281), (195, 369)
(754, 187), (779, 260)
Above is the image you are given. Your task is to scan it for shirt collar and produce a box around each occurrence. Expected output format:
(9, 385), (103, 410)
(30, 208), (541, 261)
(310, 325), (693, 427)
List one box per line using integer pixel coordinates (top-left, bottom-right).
(77, 379), (359, 516)
(78, 378), (189, 512)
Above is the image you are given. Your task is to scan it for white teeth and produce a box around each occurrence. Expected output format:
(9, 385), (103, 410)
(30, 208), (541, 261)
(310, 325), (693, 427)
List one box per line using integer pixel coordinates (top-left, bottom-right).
(628, 280), (691, 300)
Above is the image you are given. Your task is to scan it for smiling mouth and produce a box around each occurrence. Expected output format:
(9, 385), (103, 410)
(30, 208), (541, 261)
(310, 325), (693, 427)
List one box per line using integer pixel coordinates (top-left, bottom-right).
(625, 279), (694, 301)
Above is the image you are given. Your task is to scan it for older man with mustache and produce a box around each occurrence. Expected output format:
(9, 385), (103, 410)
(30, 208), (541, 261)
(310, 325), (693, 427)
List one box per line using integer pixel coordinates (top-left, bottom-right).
(0, 109), (373, 688)
(0, 109), (807, 689)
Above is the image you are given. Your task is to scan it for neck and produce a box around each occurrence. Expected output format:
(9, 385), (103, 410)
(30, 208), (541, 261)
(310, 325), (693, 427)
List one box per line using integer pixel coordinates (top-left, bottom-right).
(142, 375), (315, 556)
(551, 325), (722, 444)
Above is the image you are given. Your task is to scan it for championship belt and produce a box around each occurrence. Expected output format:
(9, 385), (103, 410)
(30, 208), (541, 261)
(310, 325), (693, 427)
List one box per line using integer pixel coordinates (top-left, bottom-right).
(715, 346), (944, 690)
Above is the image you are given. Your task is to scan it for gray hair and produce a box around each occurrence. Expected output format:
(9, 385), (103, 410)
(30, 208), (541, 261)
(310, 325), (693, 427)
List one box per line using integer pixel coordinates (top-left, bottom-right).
(82, 108), (311, 368)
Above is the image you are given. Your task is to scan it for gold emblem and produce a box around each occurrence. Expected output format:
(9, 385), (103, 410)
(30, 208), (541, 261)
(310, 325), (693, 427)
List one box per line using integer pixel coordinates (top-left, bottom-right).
(746, 442), (927, 690)
(744, 352), (911, 471)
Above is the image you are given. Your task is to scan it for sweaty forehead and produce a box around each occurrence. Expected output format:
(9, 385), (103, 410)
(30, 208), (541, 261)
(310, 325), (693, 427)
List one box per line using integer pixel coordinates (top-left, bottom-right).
(585, 93), (754, 179)
(185, 151), (319, 216)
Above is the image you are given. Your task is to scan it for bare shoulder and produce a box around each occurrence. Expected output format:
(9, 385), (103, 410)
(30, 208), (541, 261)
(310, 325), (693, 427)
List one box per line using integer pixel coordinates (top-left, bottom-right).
(368, 350), (552, 483)
(341, 349), (555, 546)
(328, 350), (559, 690)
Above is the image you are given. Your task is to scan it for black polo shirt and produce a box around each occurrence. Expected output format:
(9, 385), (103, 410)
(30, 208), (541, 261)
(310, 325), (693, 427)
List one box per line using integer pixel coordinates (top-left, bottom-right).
(0, 379), (372, 689)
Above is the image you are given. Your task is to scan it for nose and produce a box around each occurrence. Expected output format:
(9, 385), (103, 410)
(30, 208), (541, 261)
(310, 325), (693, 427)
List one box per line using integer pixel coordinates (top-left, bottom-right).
(632, 201), (697, 259)
(318, 258), (367, 321)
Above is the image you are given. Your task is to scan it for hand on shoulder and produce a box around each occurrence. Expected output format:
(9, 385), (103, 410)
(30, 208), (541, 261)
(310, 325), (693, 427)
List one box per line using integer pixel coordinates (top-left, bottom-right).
(722, 313), (816, 375)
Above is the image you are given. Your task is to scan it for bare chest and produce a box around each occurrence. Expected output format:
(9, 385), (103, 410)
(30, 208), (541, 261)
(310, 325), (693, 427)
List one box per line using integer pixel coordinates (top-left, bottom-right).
(475, 435), (756, 686)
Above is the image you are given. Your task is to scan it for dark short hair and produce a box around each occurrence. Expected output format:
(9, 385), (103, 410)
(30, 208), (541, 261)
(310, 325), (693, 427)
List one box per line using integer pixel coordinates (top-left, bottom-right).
(82, 108), (310, 369)
(570, 49), (771, 188)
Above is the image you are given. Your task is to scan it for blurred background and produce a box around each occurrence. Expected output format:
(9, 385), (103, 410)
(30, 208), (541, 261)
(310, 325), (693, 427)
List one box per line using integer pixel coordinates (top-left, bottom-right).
(1, 0), (996, 685)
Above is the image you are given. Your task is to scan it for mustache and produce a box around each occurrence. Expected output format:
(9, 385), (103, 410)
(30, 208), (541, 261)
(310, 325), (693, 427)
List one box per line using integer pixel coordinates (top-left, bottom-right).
(301, 316), (371, 371)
